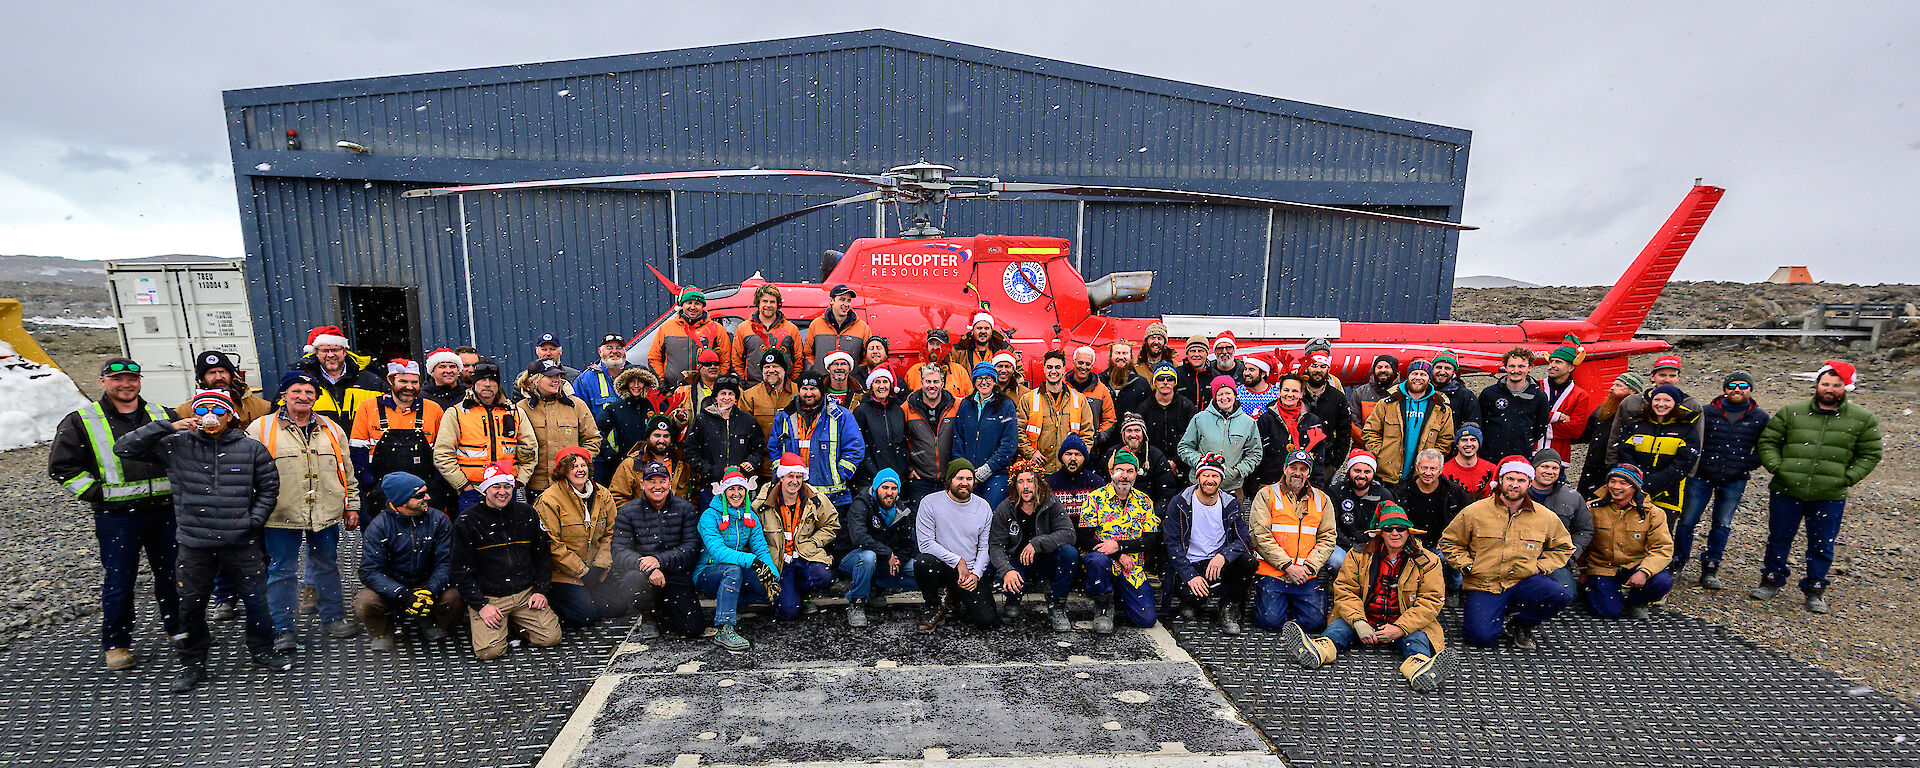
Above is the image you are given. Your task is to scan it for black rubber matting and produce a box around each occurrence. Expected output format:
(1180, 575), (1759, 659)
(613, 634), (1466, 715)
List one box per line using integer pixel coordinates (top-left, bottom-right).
(0, 530), (628, 768)
(1168, 607), (1920, 768)
(568, 602), (1266, 767)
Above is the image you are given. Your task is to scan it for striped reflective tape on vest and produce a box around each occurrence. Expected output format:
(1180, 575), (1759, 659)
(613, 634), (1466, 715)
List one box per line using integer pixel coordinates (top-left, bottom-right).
(77, 402), (173, 501)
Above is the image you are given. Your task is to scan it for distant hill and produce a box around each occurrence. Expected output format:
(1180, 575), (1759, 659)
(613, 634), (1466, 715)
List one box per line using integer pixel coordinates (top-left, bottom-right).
(1454, 275), (1539, 289)
(0, 255), (105, 287)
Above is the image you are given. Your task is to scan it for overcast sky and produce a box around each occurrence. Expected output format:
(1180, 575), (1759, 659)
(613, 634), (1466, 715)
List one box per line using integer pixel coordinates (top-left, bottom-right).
(2, 2), (1916, 286)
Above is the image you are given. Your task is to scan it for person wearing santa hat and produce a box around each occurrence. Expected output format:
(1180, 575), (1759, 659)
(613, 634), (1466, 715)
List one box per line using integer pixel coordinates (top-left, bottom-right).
(752, 453), (842, 621)
(1234, 353), (1278, 418)
(1325, 449), (1394, 573)
(1438, 455), (1575, 648)
(1178, 375), (1262, 502)
(851, 366), (910, 491)
(1752, 359), (1882, 613)
(350, 359), (447, 525)
(1066, 345), (1118, 436)
(992, 351), (1029, 402)
(803, 284), (871, 374)
(113, 386), (288, 691)
(767, 371), (866, 511)
(421, 347), (468, 409)
(1206, 332), (1246, 387)
(1299, 339), (1351, 487)
(947, 311), (1011, 374)
(451, 459), (562, 659)
(820, 350), (863, 408)
(290, 324), (388, 430)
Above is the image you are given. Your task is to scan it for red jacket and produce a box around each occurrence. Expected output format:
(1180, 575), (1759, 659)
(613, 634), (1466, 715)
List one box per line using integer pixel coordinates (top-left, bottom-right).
(1539, 376), (1594, 458)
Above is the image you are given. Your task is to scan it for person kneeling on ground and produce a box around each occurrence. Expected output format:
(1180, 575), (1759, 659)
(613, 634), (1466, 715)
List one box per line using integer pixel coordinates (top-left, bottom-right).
(357, 471), (462, 651)
(1248, 449), (1337, 632)
(1164, 452), (1254, 635)
(1439, 456), (1576, 649)
(988, 460), (1079, 631)
(1282, 503), (1458, 693)
(535, 447), (641, 628)
(1582, 464), (1675, 620)
(451, 460), (562, 660)
(754, 453), (841, 620)
(612, 461), (706, 640)
(913, 460), (1000, 631)
(1082, 450), (1161, 633)
(695, 467), (784, 651)
(841, 468), (921, 628)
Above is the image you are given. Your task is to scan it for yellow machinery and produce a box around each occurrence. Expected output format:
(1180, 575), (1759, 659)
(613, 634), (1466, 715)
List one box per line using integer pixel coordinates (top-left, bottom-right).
(0, 299), (58, 367)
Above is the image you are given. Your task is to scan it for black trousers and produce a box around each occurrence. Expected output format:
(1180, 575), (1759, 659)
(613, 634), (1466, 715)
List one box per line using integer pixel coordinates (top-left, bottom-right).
(1170, 552), (1256, 611)
(626, 574), (705, 638)
(175, 542), (273, 666)
(911, 554), (998, 628)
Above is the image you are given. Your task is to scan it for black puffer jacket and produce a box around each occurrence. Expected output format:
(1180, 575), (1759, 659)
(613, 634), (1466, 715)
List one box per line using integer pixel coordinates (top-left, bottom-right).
(683, 405), (765, 488)
(846, 488), (920, 564)
(852, 395), (910, 488)
(114, 421), (278, 549)
(1301, 382), (1351, 486)
(1697, 398), (1770, 484)
(612, 493), (702, 585)
(450, 500), (552, 606)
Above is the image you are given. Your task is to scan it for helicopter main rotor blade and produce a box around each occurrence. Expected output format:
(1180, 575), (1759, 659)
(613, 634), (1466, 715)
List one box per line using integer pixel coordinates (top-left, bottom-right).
(679, 191), (886, 260)
(988, 182), (1477, 230)
(399, 169), (893, 199)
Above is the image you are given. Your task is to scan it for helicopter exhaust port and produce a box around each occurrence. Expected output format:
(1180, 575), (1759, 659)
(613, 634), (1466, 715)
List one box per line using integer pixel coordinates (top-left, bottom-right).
(1087, 271), (1155, 311)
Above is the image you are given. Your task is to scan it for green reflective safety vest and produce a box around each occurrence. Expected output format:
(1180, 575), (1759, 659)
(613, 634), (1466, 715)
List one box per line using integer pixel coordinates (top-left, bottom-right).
(67, 402), (174, 502)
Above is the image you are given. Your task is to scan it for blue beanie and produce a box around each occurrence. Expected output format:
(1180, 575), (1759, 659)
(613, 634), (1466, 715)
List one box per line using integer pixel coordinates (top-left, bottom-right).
(872, 467), (901, 492)
(278, 369), (320, 395)
(1456, 422), (1483, 443)
(1059, 433), (1089, 460)
(380, 471), (428, 507)
(971, 361), (997, 381)
(1649, 383), (1688, 406)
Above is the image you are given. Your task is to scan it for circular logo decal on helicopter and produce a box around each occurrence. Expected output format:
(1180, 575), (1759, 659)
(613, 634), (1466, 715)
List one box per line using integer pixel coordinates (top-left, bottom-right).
(1003, 262), (1048, 304)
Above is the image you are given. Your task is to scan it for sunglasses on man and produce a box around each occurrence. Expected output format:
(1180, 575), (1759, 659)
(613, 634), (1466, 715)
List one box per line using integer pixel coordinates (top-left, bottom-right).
(1379, 526), (1410, 533)
(1725, 382), (1751, 391)
(192, 406), (231, 416)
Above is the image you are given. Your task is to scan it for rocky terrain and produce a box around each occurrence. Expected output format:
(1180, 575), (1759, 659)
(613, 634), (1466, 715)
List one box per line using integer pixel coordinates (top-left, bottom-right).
(4, 272), (1918, 701)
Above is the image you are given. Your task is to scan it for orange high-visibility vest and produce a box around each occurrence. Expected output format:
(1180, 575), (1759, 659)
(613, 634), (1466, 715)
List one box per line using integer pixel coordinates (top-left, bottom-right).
(1255, 487), (1328, 579)
(453, 402), (520, 484)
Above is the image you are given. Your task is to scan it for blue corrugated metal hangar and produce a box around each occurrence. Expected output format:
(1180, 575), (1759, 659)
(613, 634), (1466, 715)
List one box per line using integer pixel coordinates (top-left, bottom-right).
(223, 28), (1470, 375)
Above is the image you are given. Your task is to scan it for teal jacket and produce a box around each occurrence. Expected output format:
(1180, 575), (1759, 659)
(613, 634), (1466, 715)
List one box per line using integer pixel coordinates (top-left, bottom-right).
(1757, 398), (1881, 501)
(695, 497), (782, 582)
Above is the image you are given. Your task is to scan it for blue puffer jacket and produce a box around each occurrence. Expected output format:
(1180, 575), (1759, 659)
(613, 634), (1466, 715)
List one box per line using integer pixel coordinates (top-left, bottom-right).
(766, 400), (866, 506)
(1697, 397), (1770, 484)
(694, 497), (781, 582)
(360, 508), (454, 600)
(946, 393), (1020, 474)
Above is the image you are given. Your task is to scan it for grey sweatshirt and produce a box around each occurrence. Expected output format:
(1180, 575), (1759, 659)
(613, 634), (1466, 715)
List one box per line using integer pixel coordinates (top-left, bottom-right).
(915, 491), (994, 576)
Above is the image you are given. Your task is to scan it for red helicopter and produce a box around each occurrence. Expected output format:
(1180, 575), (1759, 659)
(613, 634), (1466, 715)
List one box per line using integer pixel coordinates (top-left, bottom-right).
(405, 164), (1722, 396)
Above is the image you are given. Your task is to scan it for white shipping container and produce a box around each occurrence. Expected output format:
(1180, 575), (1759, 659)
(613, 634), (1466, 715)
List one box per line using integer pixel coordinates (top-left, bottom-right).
(105, 257), (263, 406)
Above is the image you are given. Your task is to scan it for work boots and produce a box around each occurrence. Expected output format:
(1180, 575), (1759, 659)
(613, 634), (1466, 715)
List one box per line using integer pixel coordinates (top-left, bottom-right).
(104, 648), (137, 671)
(1400, 648), (1460, 693)
(846, 602), (869, 628)
(1220, 604), (1244, 636)
(1091, 595), (1116, 635)
(1805, 589), (1829, 614)
(210, 601), (237, 621)
(1048, 601), (1071, 632)
(1281, 621), (1336, 669)
(1749, 583), (1780, 601)
(1509, 623), (1538, 650)
(1001, 595), (1022, 620)
(1698, 566), (1723, 590)
(171, 665), (207, 694)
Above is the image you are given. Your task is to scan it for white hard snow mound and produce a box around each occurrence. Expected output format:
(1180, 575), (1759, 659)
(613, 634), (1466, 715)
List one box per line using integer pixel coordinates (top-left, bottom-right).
(0, 341), (90, 451)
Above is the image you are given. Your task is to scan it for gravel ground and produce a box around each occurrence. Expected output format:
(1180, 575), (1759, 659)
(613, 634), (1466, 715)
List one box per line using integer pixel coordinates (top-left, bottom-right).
(5, 279), (1918, 702)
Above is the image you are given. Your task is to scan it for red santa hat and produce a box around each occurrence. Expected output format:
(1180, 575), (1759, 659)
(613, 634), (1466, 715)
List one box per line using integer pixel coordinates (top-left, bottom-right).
(1816, 359), (1857, 391)
(304, 325), (350, 354)
(865, 367), (895, 388)
(1212, 331), (1237, 350)
(386, 358), (420, 378)
(971, 311), (995, 327)
(477, 459), (517, 492)
(424, 348), (461, 371)
(776, 452), (808, 479)
(1497, 455), (1536, 480)
(992, 352), (1018, 367)
(821, 350), (854, 369)
(1244, 353), (1273, 378)
(1343, 448), (1377, 472)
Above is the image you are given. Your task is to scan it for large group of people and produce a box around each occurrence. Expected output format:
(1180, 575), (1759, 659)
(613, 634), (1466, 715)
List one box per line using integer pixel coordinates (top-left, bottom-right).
(48, 286), (1883, 695)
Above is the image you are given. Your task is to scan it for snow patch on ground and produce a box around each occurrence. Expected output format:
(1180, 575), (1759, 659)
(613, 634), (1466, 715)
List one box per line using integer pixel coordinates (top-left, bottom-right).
(0, 342), (90, 451)
(24, 316), (115, 329)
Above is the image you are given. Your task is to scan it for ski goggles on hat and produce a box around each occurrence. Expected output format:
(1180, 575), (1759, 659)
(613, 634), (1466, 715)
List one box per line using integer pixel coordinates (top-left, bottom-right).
(103, 362), (142, 374)
(192, 406), (231, 416)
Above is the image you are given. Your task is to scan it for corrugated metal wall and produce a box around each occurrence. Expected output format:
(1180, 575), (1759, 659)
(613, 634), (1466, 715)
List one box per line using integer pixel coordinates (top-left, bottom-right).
(229, 31), (1469, 377)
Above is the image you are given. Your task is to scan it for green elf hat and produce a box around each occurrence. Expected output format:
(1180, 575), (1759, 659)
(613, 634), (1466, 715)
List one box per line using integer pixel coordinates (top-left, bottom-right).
(1548, 333), (1585, 366)
(1367, 502), (1425, 535)
(677, 288), (707, 305)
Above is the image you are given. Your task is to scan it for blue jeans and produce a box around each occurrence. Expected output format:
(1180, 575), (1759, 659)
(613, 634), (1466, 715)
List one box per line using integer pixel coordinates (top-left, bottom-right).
(1434, 548), (1464, 593)
(1326, 546), (1349, 572)
(264, 525), (344, 632)
(697, 564), (770, 626)
(1002, 544), (1080, 603)
(1676, 477), (1747, 571)
(1253, 574), (1326, 631)
(974, 474), (1009, 509)
(1322, 618), (1436, 659)
(1762, 491), (1846, 593)
(1586, 570), (1676, 618)
(839, 549), (921, 601)
(775, 560), (836, 620)
(1082, 551), (1157, 627)
(94, 508), (182, 650)
(1461, 573), (1573, 646)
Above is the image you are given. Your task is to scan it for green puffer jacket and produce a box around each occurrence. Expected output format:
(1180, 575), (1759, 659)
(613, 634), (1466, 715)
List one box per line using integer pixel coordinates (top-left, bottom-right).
(1756, 399), (1881, 501)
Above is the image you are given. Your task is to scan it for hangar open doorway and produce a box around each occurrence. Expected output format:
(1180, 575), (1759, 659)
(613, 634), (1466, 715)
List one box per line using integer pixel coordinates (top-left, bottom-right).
(338, 285), (419, 365)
